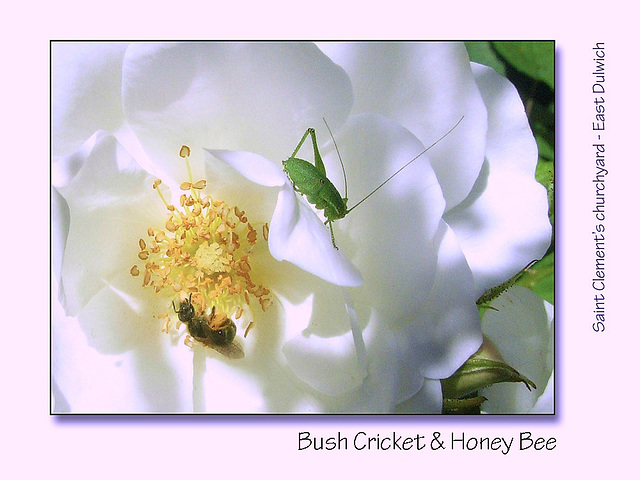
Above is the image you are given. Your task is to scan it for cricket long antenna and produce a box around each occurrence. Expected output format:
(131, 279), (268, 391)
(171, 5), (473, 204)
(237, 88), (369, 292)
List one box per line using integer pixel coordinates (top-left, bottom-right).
(323, 118), (348, 200)
(346, 115), (464, 214)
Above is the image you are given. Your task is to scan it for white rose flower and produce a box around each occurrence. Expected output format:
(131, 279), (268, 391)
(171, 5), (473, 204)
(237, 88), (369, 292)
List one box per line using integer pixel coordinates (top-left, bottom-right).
(52, 42), (551, 413)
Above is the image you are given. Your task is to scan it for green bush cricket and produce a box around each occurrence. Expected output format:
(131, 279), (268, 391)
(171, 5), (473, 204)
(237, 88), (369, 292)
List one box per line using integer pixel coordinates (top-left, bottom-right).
(283, 116), (464, 248)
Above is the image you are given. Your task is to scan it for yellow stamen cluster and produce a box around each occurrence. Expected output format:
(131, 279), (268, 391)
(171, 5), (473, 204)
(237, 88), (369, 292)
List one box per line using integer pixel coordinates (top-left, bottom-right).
(130, 145), (273, 329)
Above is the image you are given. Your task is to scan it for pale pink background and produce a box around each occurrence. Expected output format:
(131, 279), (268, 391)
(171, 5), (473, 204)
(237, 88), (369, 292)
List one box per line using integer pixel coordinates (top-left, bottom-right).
(8, 1), (636, 477)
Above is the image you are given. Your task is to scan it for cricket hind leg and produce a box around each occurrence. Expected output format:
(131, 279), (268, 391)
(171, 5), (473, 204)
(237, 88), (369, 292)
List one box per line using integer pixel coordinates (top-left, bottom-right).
(325, 219), (338, 250)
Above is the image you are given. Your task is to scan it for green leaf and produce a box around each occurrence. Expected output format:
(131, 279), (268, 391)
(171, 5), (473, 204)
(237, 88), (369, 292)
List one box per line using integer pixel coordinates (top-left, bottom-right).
(536, 154), (554, 188)
(465, 41), (507, 76)
(531, 101), (555, 164)
(492, 41), (554, 89)
(536, 136), (554, 163)
(520, 251), (555, 304)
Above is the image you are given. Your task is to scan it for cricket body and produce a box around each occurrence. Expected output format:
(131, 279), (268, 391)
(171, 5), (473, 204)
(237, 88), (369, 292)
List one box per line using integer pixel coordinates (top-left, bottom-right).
(282, 125), (347, 246)
(283, 117), (464, 248)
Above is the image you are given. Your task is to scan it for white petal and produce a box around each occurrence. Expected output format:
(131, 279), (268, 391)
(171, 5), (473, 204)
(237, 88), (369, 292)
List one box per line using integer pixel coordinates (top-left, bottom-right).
(418, 221), (483, 379)
(446, 63), (552, 297)
(480, 286), (554, 413)
(395, 379), (443, 413)
(51, 187), (70, 290)
(282, 330), (366, 397)
(341, 320), (399, 412)
(274, 280), (372, 404)
(196, 311), (310, 412)
(122, 42), (353, 182)
(325, 318), (410, 412)
(384, 222), (482, 401)
(270, 181), (363, 286)
(52, 42), (128, 156)
(54, 132), (166, 315)
(281, 312), (400, 410)
(329, 113), (446, 317)
(206, 149), (287, 187)
(52, 274), (195, 413)
(529, 370), (554, 414)
(318, 42), (488, 208)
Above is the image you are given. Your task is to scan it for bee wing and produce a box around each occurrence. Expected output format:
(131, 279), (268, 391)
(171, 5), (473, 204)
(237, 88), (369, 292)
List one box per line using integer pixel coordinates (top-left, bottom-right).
(212, 342), (244, 360)
(189, 326), (244, 359)
(209, 341), (244, 359)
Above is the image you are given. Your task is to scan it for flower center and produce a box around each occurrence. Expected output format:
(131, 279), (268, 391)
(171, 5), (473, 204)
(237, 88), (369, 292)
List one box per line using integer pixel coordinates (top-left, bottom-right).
(130, 145), (272, 342)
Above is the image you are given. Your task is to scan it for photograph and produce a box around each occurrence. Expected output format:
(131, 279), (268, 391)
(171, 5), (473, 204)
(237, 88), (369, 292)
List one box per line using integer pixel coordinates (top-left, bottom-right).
(51, 41), (554, 415)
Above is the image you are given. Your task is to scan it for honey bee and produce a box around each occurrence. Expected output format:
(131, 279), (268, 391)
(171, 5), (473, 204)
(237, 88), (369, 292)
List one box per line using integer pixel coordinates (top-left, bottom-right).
(172, 294), (244, 359)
